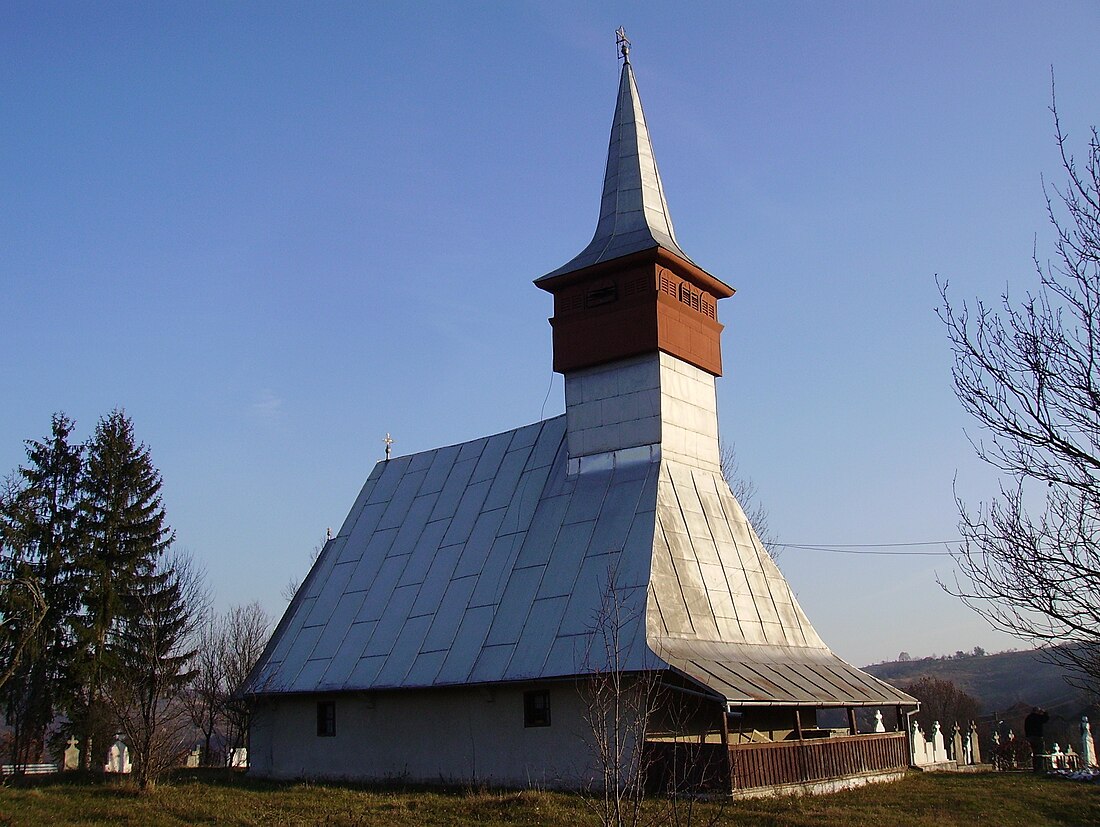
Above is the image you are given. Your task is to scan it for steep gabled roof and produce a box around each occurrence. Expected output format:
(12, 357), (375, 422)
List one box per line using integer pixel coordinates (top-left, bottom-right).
(250, 417), (662, 695)
(249, 420), (913, 707)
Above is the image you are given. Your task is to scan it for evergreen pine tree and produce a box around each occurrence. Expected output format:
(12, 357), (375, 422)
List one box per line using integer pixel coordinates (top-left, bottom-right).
(74, 410), (175, 772)
(0, 413), (84, 770)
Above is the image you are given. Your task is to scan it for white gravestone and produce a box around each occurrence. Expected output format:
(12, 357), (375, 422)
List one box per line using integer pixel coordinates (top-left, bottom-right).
(104, 736), (130, 774)
(1083, 717), (1098, 767)
(932, 721), (948, 763)
(63, 737), (80, 771)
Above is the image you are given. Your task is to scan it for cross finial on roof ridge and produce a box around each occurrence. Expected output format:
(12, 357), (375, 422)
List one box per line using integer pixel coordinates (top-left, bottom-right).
(616, 27), (630, 63)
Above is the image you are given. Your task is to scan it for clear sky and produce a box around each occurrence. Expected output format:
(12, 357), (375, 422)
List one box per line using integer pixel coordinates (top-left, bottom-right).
(4, 2), (1099, 668)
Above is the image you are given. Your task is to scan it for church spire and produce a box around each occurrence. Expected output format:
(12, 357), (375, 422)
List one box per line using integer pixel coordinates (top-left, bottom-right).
(535, 34), (733, 379)
(538, 33), (693, 282)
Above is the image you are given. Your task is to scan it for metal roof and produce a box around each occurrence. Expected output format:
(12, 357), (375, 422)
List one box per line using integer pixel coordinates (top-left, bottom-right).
(537, 58), (695, 283)
(249, 419), (915, 708)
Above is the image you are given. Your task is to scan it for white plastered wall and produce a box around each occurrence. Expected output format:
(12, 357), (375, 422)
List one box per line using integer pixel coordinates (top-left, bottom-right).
(249, 683), (607, 788)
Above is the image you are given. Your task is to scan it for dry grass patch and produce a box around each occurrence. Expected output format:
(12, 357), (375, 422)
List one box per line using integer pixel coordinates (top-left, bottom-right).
(0, 770), (1096, 826)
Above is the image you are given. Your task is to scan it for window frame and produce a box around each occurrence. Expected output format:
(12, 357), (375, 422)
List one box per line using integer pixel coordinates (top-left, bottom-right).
(523, 689), (551, 728)
(316, 700), (336, 737)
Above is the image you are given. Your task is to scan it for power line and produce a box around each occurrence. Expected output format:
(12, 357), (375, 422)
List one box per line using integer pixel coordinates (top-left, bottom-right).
(772, 540), (961, 557)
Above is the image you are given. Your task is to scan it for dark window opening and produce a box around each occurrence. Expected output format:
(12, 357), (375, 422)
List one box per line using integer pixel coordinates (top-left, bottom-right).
(586, 280), (618, 308)
(317, 701), (336, 737)
(524, 690), (551, 727)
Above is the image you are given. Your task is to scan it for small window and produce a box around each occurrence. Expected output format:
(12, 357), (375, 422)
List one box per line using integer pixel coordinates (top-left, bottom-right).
(317, 701), (336, 737)
(585, 280), (618, 308)
(524, 690), (551, 728)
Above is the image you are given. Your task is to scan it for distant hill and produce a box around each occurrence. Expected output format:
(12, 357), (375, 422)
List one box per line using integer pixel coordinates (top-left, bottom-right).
(864, 649), (1087, 718)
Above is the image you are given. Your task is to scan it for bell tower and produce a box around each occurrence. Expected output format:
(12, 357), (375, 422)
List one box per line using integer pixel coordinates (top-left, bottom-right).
(536, 33), (734, 473)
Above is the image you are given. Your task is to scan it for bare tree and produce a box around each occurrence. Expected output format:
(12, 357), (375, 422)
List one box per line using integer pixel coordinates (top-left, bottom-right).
(719, 442), (776, 560)
(579, 567), (661, 827)
(186, 609), (226, 766)
(107, 551), (208, 789)
(220, 601), (272, 763)
(186, 601), (271, 767)
(281, 532), (329, 602)
(0, 576), (47, 694)
(939, 95), (1100, 690)
(897, 676), (981, 738)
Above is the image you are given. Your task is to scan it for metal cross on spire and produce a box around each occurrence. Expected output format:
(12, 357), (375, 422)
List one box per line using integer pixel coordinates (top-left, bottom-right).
(383, 433), (394, 461)
(616, 27), (630, 63)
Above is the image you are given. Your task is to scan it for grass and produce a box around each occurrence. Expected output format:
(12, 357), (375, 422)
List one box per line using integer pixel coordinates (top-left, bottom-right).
(0, 770), (1097, 826)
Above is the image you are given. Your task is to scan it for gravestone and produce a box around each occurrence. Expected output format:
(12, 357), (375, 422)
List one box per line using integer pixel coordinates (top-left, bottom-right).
(932, 721), (948, 763)
(105, 736), (130, 774)
(1083, 717), (1098, 767)
(873, 710), (885, 733)
(969, 722), (981, 764)
(63, 737), (80, 771)
(186, 746), (201, 768)
(952, 723), (964, 762)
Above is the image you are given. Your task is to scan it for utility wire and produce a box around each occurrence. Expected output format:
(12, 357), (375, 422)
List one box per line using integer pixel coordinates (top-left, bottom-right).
(772, 540), (961, 556)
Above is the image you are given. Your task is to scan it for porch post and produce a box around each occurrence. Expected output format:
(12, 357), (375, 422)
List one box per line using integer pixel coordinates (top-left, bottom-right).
(794, 708), (803, 740)
(720, 702), (732, 790)
(847, 707), (858, 736)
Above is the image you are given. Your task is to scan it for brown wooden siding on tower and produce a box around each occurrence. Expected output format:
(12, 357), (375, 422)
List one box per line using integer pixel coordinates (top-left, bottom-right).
(546, 255), (726, 376)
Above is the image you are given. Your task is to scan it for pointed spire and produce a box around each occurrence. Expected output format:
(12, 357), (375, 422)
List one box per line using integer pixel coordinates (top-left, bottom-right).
(538, 37), (693, 282)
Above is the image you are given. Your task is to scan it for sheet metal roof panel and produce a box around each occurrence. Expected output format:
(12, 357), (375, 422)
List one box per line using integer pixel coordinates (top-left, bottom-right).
(453, 505), (507, 579)
(363, 583), (421, 658)
(302, 560), (358, 630)
(310, 589), (369, 664)
(655, 639), (917, 706)
(374, 615), (433, 688)
(377, 469), (429, 531)
(396, 519), (450, 588)
(484, 564), (545, 647)
(404, 649), (448, 686)
(444, 481), (497, 545)
(420, 444), (460, 496)
(341, 502), (389, 560)
(344, 529), (397, 594)
(429, 457), (478, 523)
(354, 555), (407, 623)
(509, 421), (543, 451)
(420, 574), (479, 653)
(366, 455), (413, 506)
(535, 520), (594, 599)
(508, 595), (568, 678)
(387, 495), (436, 559)
(471, 431), (512, 484)
(434, 605), (496, 685)
(514, 494), (571, 567)
(469, 643), (516, 683)
(409, 543), (462, 617)
(501, 464), (554, 535)
(469, 531), (525, 608)
(320, 620), (377, 687)
(271, 624), (324, 691)
(528, 416), (566, 469)
(484, 446), (534, 511)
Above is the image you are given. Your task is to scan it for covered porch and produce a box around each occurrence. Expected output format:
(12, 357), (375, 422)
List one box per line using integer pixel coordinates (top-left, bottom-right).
(645, 641), (918, 795)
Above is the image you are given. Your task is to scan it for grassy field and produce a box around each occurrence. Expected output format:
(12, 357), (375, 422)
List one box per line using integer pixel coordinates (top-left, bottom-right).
(0, 770), (1097, 826)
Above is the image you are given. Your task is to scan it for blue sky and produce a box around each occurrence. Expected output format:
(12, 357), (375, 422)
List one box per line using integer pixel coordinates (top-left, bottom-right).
(4, 2), (1099, 667)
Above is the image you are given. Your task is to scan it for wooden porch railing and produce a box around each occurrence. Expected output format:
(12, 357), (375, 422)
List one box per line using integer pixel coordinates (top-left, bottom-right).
(645, 731), (909, 793)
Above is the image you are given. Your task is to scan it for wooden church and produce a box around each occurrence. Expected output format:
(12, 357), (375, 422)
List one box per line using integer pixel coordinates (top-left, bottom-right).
(246, 36), (917, 795)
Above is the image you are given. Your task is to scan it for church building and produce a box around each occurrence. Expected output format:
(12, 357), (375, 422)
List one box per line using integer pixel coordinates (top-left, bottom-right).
(246, 36), (917, 795)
